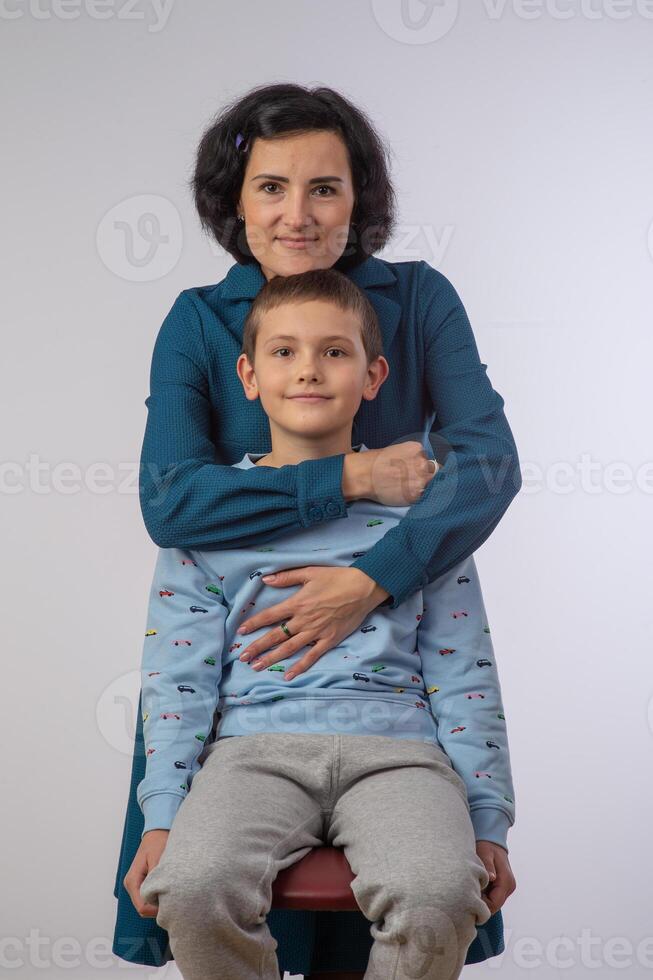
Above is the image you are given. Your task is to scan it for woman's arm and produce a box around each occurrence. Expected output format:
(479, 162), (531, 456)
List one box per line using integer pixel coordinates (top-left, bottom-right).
(139, 291), (365, 550)
(350, 261), (522, 608)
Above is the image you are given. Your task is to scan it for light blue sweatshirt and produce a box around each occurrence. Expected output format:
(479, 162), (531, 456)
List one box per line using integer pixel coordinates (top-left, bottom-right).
(137, 444), (516, 851)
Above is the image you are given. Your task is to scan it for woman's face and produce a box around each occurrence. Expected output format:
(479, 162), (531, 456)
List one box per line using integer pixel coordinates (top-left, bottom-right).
(236, 129), (356, 281)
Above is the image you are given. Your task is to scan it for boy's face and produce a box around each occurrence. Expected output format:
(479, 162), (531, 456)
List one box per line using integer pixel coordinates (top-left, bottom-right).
(237, 299), (388, 442)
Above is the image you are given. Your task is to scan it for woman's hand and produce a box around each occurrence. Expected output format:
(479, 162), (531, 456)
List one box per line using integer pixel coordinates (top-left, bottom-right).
(476, 840), (517, 915)
(123, 829), (169, 918)
(236, 566), (390, 680)
(349, 440), (439, 506)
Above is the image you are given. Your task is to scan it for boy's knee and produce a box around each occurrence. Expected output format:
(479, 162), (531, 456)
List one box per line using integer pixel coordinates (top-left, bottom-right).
(369, 905), (473, 980)
(153, 867), (262, 932)
(386, 871), (490, 933)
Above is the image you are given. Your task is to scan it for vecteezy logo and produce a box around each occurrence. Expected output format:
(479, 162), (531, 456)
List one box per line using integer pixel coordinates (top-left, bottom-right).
(371, 0), (459, 44)
(96, 194), (183, 281)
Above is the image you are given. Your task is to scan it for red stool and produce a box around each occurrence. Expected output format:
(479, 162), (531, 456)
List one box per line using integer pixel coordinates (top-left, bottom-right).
(272, 846), (365, 980)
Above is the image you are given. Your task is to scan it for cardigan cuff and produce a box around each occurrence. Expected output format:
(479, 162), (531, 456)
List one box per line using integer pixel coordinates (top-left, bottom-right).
(350, 535), (428, 609)
(295, 453), (349, 528)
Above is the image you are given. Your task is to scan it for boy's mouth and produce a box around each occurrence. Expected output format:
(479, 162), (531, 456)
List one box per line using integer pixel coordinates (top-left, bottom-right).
(289, 395), (331, 402)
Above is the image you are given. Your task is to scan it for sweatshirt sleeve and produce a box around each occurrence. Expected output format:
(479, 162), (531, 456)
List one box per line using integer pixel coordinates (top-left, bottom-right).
(136, 546), (228, 836)
(416, 554), (515, 853)
(139, 290), (348, 551)
(350, 261), (522, 608)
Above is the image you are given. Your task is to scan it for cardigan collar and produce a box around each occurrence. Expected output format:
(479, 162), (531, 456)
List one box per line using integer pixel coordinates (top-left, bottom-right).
(220, 255), (402, 350)
(221, 254), (397, 300)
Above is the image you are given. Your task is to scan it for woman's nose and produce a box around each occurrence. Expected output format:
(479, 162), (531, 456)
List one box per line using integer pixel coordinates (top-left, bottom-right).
(283, 192), (314, 228)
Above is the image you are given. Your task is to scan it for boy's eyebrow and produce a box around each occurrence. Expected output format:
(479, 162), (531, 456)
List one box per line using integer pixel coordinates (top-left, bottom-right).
(264, 334), (354, 345)
(249, 174), (344, 184)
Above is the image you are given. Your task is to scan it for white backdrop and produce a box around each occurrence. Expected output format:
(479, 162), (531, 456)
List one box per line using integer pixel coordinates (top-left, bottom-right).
(2, 2), (652, 977)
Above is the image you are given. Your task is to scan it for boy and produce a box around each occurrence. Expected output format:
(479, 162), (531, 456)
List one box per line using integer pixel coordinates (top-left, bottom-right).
(135, 268), (516, 980)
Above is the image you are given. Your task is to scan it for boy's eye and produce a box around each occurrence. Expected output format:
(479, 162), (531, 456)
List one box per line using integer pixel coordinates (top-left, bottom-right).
(272, 348), (346, 358)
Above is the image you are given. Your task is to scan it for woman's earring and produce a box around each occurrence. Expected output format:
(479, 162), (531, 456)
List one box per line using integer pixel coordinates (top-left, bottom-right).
(237, 214), (245, 223)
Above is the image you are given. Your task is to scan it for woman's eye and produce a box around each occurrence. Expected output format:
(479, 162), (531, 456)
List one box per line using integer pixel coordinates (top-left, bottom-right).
(326, 348), (345, 357)
(259, 183), (335, 195)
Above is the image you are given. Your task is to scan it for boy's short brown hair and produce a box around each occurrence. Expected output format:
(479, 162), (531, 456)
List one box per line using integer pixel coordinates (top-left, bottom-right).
(242, 267), (384, 368)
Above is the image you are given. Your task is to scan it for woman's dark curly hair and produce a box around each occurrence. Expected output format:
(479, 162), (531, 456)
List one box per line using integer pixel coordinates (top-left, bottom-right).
(189, 82), (397, 272)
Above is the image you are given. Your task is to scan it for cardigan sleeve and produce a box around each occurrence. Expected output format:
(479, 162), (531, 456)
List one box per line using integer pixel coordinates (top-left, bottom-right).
(350, 261), (522, 608)
(139, 291), (348, 550)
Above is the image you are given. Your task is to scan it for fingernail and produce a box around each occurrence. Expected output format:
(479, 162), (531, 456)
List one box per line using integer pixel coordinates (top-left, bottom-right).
(237, 626), (247, 634)
(284, 672), (295, 681)
(252, 662), (264, 670)
(262, 574), (275, 581)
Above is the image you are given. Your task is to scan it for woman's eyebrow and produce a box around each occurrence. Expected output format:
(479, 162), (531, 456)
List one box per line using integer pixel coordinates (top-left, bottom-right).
(249, 174), (344, 184)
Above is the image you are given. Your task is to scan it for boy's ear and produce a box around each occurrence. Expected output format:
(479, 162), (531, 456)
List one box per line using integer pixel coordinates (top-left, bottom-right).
(236, 353), (259, 401)
(361, 355), (390, 402)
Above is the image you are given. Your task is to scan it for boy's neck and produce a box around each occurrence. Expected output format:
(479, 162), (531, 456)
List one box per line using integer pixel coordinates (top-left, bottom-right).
(254, 432), (358, 468)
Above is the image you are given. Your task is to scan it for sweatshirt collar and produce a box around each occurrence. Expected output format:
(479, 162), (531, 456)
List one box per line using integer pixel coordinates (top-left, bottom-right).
(238, 442), (368, 468)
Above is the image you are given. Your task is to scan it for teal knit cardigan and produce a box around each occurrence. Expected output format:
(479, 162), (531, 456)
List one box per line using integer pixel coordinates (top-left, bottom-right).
(113, 254), (520, 975)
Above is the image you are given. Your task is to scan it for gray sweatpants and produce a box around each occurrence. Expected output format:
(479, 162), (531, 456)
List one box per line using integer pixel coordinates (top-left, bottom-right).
(140, 733), (492, 980)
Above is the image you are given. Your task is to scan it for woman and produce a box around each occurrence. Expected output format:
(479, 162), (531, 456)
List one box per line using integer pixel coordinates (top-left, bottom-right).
(113, 82), (521, 978)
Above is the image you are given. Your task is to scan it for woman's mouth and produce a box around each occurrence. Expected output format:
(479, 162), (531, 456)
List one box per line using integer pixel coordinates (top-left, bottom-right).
(276, 237), (318, 250)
